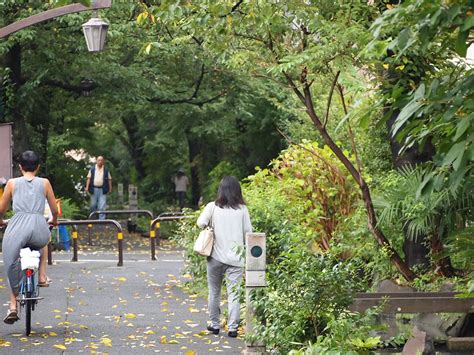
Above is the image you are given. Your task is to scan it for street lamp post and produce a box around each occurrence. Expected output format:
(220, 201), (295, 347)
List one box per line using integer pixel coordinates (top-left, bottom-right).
(82, 11), (109, 52)
(0, 1), (111, 50)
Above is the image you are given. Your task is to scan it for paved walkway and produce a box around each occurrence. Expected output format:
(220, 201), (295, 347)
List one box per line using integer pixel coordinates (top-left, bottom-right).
(0, 238), (245, 354)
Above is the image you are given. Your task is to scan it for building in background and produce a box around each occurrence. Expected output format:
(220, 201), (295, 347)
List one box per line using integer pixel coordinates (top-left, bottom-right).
(0, 123), (13, 197)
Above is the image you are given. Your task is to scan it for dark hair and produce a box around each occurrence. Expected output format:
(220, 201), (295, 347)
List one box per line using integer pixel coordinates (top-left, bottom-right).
(19, 150), (40, 172)
(215, 176), (245, 209)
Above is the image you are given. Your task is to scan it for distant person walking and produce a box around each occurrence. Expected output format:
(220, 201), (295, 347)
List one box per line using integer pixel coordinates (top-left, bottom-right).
(197, 176), (252, 338)
(173, 168), (189, 210)
(85, 156), (112, 220)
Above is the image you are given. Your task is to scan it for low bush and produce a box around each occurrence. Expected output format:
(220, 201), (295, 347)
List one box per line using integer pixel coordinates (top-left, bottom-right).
(174, 142), (387, 352)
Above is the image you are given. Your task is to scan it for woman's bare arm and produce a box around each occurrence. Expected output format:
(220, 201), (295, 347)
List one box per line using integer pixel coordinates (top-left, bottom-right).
(44, 179), (58, 225)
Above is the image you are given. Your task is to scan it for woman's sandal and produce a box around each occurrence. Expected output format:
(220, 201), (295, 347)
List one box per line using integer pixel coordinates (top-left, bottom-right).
(3, 309), (19, 324)
(38, 277), (51, 287)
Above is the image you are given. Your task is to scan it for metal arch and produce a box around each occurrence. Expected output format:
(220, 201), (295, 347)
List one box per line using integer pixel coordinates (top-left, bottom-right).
(150, 215), (191, 230)
(59, 218), (122, 232)
(57, 219), (124, 266)
(0, 0), (112, 39)
(88, 210), (154, 220)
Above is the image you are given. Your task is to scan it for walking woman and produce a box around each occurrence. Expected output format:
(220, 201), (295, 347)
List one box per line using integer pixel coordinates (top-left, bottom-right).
(197, 176), (252, 338)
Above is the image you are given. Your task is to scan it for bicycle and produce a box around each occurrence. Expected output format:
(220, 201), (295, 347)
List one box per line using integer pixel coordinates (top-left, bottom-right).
(17, 246), (43, 336)
(1, 221), (52, 336)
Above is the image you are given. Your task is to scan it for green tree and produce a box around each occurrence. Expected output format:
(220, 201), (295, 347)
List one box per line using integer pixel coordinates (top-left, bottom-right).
(365, 0), (473, 274)
(1, 1), (285, 210)
(144, 0), (416, 280)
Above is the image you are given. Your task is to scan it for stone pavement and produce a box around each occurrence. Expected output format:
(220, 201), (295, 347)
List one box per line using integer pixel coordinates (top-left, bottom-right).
(0, 241), (245, 354)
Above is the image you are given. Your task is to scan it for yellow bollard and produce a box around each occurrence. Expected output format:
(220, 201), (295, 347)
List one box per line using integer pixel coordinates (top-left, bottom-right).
(72, 229), (78, 262)
(150, 220), (156, 261)
(87, 224), (93, 246)
(117, 232), (123, 266)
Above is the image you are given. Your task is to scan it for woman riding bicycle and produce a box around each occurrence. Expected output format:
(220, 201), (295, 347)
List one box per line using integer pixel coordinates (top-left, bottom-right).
(0, 151), (58, 324)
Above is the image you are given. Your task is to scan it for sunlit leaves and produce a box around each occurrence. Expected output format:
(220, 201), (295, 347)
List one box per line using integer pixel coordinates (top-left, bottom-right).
(244, 142), (360, 250)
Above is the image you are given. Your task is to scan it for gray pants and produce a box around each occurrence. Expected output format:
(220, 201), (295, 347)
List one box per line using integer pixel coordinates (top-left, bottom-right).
(207, 257), (243, 331)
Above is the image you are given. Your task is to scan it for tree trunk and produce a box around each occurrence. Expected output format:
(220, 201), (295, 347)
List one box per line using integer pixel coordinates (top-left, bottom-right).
(431, 218), (456, 277)
(5, 43), (30, 162)
(122, 116), (146, 181)
(185, 131), (201, 207)
(316, 118), (416, 281)
(386, 112), (456, 274)
(288, 78), (416, 281)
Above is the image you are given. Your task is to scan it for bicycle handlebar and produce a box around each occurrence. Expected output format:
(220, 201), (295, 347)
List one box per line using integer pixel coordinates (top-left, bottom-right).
(0, 220), (55, 231)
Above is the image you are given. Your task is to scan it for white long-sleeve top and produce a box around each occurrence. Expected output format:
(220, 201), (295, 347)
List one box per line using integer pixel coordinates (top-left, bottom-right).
(197, 201), (252, 267)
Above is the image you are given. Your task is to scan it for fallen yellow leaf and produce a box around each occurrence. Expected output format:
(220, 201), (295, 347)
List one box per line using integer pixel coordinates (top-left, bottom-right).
(0, 339), (11, 347)
(53, 344), (67, 350)
(100, 337), (112, 347)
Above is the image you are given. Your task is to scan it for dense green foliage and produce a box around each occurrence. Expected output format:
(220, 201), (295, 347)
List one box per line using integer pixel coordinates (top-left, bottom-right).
(1, 0), (473, 352)
(0, 1), (286, 212)
(174, 144), (399, 352)
(366, 0), (473, 194)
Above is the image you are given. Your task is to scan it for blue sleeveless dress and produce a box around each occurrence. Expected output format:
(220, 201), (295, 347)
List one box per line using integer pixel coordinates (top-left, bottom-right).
(2, 177), (50, 294)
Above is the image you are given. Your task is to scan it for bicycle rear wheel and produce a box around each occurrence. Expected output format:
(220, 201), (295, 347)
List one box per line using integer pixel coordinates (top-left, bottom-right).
(25, 296), (32, 336)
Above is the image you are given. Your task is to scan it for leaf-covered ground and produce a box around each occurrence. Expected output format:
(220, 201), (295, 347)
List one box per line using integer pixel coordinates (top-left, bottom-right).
(0, 229), (244, 353)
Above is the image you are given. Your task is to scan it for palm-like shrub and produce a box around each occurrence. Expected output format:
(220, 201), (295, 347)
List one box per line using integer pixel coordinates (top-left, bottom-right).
(374, 166), (473, 273)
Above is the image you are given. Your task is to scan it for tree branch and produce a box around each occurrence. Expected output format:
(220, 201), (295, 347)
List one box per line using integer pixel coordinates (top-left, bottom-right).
(323, 70), (340, 128)
(191, 36), (203, 46)
(40, 79), (97, 94)
(283, 72), (305, 104)
(295, 69), (416, 281)
(191, 63), (205, 100)
(276, 127), (341, 175)
(164, 25), (174, 40)
(233, 31), (269, 46)
(337, 82), (364, 181)
(107, 126), (130, 150)
(151, 90), (227, 107)
(230, 0), (244, 13)
(221, 0), (245, 17)
(150, 63), (227, 106)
